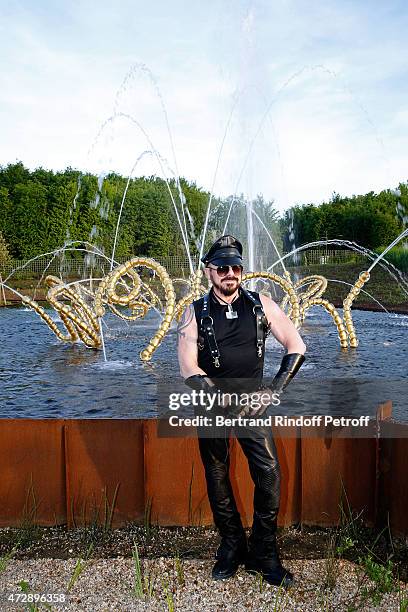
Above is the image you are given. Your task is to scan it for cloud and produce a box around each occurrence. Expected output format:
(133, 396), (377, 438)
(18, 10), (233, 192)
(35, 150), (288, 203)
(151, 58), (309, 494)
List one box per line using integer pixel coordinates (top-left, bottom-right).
(0, 0), (407, 210)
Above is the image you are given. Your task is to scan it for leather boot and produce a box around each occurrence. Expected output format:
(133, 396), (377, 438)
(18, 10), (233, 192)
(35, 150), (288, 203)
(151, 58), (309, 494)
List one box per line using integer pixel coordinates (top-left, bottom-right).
(245, 535), (293, 587)
(212, 534), (248, 580)
(197, 435), (248, 580)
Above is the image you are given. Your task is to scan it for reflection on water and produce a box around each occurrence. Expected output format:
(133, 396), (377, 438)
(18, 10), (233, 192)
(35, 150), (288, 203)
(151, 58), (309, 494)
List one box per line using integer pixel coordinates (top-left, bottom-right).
(0, 307), (406, 420)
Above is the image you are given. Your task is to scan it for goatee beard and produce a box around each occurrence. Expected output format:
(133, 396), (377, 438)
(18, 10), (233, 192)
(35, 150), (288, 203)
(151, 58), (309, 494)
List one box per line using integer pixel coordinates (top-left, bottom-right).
(218, 280), (240, 296)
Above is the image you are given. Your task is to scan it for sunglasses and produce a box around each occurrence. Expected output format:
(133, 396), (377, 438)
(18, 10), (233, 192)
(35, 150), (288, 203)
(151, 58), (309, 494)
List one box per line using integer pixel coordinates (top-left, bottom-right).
(208, 264), (243, 277)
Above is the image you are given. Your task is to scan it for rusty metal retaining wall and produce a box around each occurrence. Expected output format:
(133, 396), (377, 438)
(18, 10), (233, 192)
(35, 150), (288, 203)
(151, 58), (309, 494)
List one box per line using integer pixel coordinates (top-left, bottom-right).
(1, 404), (407, 535)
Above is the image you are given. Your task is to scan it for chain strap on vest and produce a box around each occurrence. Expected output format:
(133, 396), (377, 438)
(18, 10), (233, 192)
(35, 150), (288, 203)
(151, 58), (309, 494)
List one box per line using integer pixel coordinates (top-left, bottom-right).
(200, 289), (269, 368)
(201, 292), (221, 368)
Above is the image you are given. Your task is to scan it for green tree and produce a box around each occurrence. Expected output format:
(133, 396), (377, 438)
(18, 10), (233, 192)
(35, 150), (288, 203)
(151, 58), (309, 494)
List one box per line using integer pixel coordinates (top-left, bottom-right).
(0, 232), (10, 264)
(282, 187), (404, 251)
(11, 181), (49, 258)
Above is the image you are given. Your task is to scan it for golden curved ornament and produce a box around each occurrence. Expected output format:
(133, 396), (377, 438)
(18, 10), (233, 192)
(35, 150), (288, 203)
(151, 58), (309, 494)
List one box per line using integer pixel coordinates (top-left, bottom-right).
(242, 271), (302, 329)
(94, 257), (176, 361)
(108, 302), (149, 321)
(46, 276), (101, 348)
(342, 270), (370, 348)
(73, 275), (156, 321)
(22, 275), (101, 347)
(282, 275), (328, 322)
(281, 275), (327, 309)
(300, 297), (349, 349)
(21, 295), (79, 343)
(173, 269), (206, 322)
(108, 283), (161, 321)
(13, 259), (375, 357)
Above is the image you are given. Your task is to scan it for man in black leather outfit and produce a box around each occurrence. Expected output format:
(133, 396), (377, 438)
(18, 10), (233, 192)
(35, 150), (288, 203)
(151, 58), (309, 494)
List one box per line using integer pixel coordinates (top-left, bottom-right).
(177, 235), (306, 587)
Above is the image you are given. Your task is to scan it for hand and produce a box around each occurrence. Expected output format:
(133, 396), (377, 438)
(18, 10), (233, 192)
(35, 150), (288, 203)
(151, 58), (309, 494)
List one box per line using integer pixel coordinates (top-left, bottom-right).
(236, 388), (279, 417)
(185, 374), (215, 393)
(218, 393), (234, 410)
(269, 353), (305, 395)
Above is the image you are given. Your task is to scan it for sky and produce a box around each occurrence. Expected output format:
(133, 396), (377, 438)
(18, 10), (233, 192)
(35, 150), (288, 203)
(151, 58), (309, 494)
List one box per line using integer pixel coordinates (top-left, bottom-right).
(1, 0), (408, 213)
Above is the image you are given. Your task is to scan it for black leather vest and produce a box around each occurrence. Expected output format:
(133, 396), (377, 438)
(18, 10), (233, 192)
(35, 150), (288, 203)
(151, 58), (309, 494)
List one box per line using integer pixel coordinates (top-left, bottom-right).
(193, 288), (266, 389)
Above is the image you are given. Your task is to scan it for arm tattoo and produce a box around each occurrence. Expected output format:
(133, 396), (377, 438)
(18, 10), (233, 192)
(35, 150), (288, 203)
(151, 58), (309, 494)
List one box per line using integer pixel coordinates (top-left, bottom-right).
(177, 303), (195, 338)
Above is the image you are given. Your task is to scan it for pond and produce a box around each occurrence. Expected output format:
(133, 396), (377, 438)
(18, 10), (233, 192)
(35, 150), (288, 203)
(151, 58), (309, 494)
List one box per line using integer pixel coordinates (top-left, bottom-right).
(0, 306), (406, 421)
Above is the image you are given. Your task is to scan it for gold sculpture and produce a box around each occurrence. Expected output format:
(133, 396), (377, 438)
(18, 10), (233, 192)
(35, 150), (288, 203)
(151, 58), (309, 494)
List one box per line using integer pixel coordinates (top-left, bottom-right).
(19, 257), (372, 359)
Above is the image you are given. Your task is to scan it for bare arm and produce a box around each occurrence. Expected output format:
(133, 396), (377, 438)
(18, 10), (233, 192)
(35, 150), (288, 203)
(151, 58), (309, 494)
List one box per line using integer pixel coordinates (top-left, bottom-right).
(259, 294), (306, 355)
(177, 303), (208, 379)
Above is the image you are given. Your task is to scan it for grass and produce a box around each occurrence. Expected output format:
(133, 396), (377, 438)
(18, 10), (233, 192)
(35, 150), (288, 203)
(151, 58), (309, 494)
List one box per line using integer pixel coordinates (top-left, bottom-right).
(21, 477), (39, 526)
(15, 479), (42, 549)
(1, 519), (406, 610)
(131, 541), (157, 599)
(162, 578), (175, 612)
(3, 536), (406, 611)
(398, 582), (408, 611)
(174, 554), (185, 587)
(67, 543), (94, 591)
(130, 543), (187, 609)
(316, 484), (407, 610)
(70, 484), (121, 533)
(323, 532), (338, 591)
(132, 541), (144, 598)
(144, 496), (153, 539)
(0, 545), (19, 572)
(272, 581), (290, 611)
(68, 484), (121, 549)
(358, 554), (396, 605)
(17, 580), (52, 611)
(375, 246), (408, 274)
(102, 484), (120, 532)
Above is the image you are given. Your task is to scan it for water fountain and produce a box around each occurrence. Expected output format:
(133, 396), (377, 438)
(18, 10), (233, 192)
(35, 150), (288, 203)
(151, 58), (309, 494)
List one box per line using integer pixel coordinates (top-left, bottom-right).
(7, 225), (406, 361)
(0, 61), (407, 420)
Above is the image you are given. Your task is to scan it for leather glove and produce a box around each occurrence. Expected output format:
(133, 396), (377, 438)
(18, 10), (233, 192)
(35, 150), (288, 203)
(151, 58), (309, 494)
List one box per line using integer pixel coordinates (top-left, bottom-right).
(184, 374), (214, 393)
(267, 352), (305, 396)
(237, 388), (279, 417)
(221, 387), (279, 418)
(184, 374), (216, 413)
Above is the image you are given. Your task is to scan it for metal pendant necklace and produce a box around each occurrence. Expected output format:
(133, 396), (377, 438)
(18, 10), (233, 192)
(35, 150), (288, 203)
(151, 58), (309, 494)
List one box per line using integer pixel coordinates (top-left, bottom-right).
(215, 291), (239, 319)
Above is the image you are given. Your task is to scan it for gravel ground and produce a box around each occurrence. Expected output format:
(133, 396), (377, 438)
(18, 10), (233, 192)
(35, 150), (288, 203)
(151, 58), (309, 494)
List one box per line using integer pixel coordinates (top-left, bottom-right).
(0, 557), (407, 611)
(1, 526), (407, 611)
(2, 525), (406, 570)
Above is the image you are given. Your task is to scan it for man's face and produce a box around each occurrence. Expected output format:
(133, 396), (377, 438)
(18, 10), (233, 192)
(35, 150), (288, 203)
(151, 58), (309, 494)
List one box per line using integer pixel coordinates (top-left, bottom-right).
(205, 264), (243, 296)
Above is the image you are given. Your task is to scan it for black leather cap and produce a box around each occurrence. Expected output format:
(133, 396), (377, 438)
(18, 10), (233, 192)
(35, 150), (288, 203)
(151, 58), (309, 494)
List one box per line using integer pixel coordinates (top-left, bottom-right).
(201, 235), (243, 266)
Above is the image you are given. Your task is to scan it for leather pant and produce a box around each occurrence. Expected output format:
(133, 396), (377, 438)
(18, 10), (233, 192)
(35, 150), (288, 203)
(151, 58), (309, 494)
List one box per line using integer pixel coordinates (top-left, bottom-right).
(197, 420), (281, 551)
